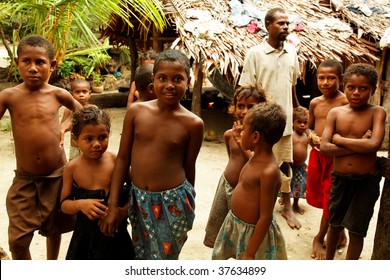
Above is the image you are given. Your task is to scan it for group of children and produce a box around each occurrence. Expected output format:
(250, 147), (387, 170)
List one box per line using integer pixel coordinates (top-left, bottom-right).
(0, 34), (386, 261)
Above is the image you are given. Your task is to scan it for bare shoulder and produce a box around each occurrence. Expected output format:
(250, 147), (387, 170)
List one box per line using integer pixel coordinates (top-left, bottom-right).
(223, 128), (233, 140)
(179, 106), (204, 127)
(0, 84), (24, 101)
(105, 151), (117, 162)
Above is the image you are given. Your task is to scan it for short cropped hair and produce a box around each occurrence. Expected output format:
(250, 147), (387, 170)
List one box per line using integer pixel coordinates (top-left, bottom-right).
(318, 59), (343, 77)
(17, 34), (55, 61)
(70, 79), (91, 91)
(153, 49), (191, 77)
(71, 105), (111, 138)
(248, 103), (286, 145)
(134, 64), (153, 93)
(265, 7), (286, 24)
(343, 63), (378, 88)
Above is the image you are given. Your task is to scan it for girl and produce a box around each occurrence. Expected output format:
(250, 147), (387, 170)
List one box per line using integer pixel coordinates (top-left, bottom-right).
(60, 105), (135, 259)
(204, 85), (267, 248)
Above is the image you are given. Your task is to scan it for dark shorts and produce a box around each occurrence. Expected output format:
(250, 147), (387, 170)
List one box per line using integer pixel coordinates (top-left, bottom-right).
(6, 168), (76, 252)
(329, 171), (381, 237)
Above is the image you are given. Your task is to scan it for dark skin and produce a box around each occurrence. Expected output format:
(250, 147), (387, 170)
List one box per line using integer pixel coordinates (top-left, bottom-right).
(0, 45), (81, 259)
(232, 112), (281, 260)
(321, 74), (386, 260)
(99, 60), (204, 237)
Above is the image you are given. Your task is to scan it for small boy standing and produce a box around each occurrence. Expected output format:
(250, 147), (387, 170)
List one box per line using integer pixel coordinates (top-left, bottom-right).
(320, 63), (386, 260)
(212, 103), (287, 260)
(100, 49), (204, 260)
(0, 34), (82, 259)
(290, 106), (309, 215)
(61, 79), (91, 160)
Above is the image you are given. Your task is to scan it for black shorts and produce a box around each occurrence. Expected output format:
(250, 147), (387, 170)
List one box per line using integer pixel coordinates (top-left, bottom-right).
(329, 171), (381, 237)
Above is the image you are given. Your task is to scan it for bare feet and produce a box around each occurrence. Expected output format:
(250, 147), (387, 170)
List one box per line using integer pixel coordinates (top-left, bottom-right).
(282, 207), (302, 229)
(311, 236), (326, 260)
(278, 197), (284, 205)
(292, 202), (305, 215)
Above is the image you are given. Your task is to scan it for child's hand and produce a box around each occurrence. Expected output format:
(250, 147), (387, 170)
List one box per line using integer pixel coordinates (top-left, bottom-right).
(308, 131), (321, 150)
(233, 120), (243, 144)
(332, 133), (341, 144)
(78, 199), (107, 221)
(362, 129), (372, 139)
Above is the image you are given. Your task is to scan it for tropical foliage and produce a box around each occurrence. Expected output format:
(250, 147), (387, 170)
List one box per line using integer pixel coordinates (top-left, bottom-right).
(0, 0), (167, 80)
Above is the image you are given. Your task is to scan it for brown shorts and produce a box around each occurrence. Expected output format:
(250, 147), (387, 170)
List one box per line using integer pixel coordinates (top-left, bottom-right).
(6, 167), (76, 252)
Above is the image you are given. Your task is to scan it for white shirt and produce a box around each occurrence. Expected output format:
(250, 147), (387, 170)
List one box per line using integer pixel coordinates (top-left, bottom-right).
(239, 40), (300, 135)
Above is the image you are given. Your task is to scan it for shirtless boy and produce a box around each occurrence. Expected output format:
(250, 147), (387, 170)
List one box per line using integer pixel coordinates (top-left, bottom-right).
(0, 34), (82, 259)
(212, 103), (287, 260)
(100, 49), (204, 259)
(306, 59), (348, 259)
(320, 63), (386, 260)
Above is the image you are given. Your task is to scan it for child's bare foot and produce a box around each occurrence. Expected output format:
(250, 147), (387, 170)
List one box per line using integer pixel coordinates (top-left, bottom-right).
(292, 203), (305, 215)
(311, 236), (326, 260)
(278, 197), (284, 205)
(282, 207), (302, 229)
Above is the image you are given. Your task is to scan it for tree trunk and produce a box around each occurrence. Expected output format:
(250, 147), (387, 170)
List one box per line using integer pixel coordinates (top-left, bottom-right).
(191, 61), (203, 117)
(371, 155), (390, 259)
(0, 26), (15, 82)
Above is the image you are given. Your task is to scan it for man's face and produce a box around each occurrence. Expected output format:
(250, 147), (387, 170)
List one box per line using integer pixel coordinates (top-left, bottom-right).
(266, 11), (290, 42)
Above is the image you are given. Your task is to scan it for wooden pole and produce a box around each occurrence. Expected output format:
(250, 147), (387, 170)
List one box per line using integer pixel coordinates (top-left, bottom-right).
(191, 59), (203, 117)
(371, 154), (390, 259)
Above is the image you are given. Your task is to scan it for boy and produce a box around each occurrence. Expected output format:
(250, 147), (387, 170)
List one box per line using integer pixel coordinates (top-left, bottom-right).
(320, 63), (386, 260)
(212, 103), (287, 260)
(100, 49), (204, 259)
(290, 106), (309, 215)
(0, 34), (82, 259)
(306, 59), (349, 259)
(61, 79), (91, 160)
(133, 64), (156, 102)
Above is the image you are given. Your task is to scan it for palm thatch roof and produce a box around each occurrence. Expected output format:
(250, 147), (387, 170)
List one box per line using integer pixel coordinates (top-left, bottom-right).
(162, 0), (388, 82)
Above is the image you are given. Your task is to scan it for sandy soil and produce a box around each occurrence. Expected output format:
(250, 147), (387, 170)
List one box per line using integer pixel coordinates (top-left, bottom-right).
(0, 107), (384, 260)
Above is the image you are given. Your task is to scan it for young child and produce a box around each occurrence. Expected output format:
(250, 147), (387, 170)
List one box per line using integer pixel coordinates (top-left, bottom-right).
(306, 59), (349, 259)
(212, 102), (287, 260)
(127, 49), (158, 107)
(61, 79), (91, 160)
(0, 34), (82, 259)
(133, 64), (156, 103)
(100, 49), (204, 260)
(204, 85), (267, 248)
(290, 106), (309, 215)
(60, 105), (135, 260)
(320, 63), (386, 260)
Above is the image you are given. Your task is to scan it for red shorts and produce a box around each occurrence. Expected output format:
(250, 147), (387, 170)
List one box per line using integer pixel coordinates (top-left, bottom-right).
(306, 149), (333, 219)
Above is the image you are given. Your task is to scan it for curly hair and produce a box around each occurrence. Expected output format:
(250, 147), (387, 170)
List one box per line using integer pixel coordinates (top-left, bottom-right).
(343, 63), (378, 88)
(71, 105), (111, 138)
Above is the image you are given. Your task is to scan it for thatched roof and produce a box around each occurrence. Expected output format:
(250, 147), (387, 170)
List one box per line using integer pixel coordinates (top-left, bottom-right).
(327, 0), (389, 42)
(163, 0), (389, 81)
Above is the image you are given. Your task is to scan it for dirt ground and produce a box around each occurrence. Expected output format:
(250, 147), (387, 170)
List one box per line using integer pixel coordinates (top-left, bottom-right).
(0, 106), (384, 260)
